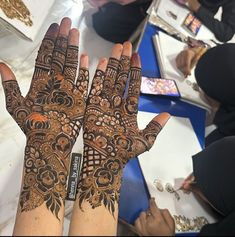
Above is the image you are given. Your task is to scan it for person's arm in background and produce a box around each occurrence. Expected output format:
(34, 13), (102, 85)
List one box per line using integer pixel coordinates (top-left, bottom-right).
(0, 17), (88, 235)
(69, 42), (170, 236)
(175, 46), (207, 78)
(187, 0), (235, 42)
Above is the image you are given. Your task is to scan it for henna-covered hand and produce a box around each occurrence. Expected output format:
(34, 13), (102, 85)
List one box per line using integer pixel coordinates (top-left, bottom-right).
(0, 18), (88, 219)
(77, 42), (170, 215)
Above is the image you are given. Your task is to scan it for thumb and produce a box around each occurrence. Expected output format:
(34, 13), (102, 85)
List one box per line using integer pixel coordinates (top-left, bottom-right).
(0, 63), (24, 115)
(0, 63), (16, 82)
(142, 112), (170, 150)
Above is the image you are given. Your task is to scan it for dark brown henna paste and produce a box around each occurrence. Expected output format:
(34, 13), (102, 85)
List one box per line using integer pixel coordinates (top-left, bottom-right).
(3, 45), (88, 219)
(78, 62), (162, 215)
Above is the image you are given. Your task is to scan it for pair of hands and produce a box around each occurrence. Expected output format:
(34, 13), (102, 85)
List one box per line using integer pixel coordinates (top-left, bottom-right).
(0, 18), (170, 218)
(134, 175), (197, 236)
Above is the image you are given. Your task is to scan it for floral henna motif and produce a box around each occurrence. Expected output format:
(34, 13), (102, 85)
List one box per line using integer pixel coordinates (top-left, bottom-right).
(78, 59), (163, 215)
(2, 25), (88, 218)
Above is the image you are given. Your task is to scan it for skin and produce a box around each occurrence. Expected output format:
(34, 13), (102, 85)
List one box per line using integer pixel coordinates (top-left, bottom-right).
(0, 18), (88, 236)
(135, 199), (175, 236)
(134, 175), (223, 236)
(175, 48), (197, 78)
(69, 42), (170, 236)
(187, 0), (201, 12)
(1, 18), (171, 236)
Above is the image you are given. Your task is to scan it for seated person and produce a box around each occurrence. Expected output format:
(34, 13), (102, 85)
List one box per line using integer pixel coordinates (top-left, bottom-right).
(186, 0), (235, 42)
(91, 0), (152, 43)
(135, 136), (235, 236)
(176, 43), (235, 146)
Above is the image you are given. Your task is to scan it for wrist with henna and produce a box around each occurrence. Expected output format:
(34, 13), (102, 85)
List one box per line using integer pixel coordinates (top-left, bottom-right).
(77, 139), (125, 214)
(20, 143), (69, 219)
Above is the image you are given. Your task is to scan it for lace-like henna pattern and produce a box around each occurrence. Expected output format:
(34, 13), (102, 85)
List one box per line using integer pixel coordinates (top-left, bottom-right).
(2, 40), (88, 218)
(78, 63), (162, 215)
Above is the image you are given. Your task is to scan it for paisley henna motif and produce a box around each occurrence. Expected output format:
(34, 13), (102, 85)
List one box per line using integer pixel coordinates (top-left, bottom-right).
(78, 53), (163, 215)
(2, 22), (88, 219)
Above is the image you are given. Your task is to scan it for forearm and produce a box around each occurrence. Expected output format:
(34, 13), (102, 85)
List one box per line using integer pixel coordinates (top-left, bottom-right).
(13, 142), (68, 235)
(69, 200), (118, 236)
(69, 144), (124, 236)
(14, 201), (64, 236)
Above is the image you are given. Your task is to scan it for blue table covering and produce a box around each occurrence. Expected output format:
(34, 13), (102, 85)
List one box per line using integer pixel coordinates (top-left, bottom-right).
(119, 23), (206, 227)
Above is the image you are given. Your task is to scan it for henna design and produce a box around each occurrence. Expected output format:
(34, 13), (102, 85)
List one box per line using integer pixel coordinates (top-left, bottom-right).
(51, 36), (68, 74)
(64, 45), (79, 82)
(174, 215), (209, 232)
(114, 55), (131, 96)
(34, 37), (55, 74)
(0, 0), (33, 26)
(2, 29), (88, 219)
(78, 60), (163, 215)
(102, 57), (120, 98)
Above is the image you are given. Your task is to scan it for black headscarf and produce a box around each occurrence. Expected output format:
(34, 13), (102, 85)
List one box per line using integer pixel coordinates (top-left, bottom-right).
(195, 43), (235, 144)
(192, 136), (235, 235)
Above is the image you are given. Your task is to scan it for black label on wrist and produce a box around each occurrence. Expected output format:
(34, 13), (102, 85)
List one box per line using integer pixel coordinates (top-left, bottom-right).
(66, 153), (82, 201)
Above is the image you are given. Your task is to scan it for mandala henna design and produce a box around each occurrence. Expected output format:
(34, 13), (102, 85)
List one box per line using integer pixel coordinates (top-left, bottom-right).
(3, 66), (88, 218)
(78, 62), (163, 215)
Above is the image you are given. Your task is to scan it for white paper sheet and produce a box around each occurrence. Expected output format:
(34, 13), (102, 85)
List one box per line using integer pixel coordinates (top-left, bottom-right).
(154, 0), (215, 41)
(153, 31), (211, 110)
(0, 0), (55, 41)
(137, 111), (217, 233)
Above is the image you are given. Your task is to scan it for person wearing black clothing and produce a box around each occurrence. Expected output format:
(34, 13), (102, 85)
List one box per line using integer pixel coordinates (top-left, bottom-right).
(135, 136), (235, 236)
(195, 43), (235, 146)
(176, 43), (235, 146)
(92, 0), (152, 43)
(187, 0), (235, 42)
